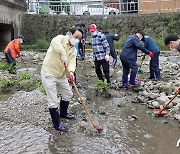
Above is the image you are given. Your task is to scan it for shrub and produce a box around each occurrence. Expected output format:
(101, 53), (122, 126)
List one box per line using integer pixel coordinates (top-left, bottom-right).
(0, 77), (14, 87)
(18, 72), (34, 80)
(95, 80), (109, 93)
(36, 38), (50, 50)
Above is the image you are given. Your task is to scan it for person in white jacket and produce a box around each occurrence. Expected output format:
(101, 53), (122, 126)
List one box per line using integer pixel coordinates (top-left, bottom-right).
(41, 27), (83, 131)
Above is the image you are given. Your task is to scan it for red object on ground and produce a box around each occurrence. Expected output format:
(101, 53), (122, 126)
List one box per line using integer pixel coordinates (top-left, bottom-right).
(178, 87), (180, 94)
(153, 110), (168, 115)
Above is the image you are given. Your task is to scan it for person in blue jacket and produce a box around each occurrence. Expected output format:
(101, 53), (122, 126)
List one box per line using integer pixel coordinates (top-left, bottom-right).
(143, 36), (160, 80)
(120, 32), (154, 89)
(103, 31), (120, 68)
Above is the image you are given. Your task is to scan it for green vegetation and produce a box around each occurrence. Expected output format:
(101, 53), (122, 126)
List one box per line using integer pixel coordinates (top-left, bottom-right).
(0, 63), (17, 74)
(0, 70), (42, 92)
(18, 72), (34, 80)
(0, 77), (14, 87)
(21, 38), (49, 51)
(155, 39), (169, 51)
(95, 80), (109, 93)
(39, 85), (46, 95)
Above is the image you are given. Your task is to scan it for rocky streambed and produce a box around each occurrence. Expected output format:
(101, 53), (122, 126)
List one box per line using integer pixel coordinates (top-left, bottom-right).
(0, 51), (180, 154)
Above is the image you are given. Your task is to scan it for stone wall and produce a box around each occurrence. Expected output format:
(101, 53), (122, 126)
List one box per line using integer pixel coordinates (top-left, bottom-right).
(21, 13), (180, 44)
(0, 0), (26, 49)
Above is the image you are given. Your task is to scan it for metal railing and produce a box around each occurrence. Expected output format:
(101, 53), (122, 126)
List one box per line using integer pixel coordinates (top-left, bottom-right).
(26, 0), (180, 15)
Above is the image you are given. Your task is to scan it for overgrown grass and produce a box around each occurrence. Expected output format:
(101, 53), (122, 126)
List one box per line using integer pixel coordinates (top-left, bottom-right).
(21, 38), (50, 51)
(18, 72), (34, 80)
(0, 63), (17, 74)
(0, 77), (14, 87)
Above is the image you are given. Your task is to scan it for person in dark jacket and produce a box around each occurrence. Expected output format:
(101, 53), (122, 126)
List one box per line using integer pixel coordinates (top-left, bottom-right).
(120, 32), (154, 89)
(104, 31), (120, 68)
(76, 23), (87, 60)
(143, 36), (160, 80)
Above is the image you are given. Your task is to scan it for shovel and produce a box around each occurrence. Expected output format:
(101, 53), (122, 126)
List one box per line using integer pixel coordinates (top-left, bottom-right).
(152, 91), (179, 117)
(64, 63), (103, 134)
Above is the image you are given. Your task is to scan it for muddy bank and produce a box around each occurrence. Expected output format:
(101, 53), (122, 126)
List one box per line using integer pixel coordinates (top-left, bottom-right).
(0, 51), (180, 153)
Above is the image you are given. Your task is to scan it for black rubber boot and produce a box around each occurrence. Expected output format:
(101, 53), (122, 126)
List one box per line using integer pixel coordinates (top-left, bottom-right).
(60, 100), (75, 119)
(49, 108), (68, 131)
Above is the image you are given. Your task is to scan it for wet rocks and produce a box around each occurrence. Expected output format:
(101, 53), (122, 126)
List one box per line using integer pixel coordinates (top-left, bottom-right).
(156, 94), (169, 105)
(151, 101), (160, 109)
(147, 92), (159, 100)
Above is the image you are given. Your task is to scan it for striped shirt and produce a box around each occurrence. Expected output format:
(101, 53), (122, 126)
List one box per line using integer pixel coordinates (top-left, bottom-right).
(91, 32), (110, 60)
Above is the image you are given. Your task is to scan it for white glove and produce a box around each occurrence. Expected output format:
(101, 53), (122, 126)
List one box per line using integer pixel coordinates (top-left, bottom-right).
(105, 55), (110, 62)
(60, 55), (67, 64)
(115, 34), (118, 37)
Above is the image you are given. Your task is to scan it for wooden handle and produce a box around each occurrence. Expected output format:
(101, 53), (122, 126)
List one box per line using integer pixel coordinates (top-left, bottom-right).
(20, 56), (28, 71)
(160, 92), (179, 113)
(64, 64), (96, 128)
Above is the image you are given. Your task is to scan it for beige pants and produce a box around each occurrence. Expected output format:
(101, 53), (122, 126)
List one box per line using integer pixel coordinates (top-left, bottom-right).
(41, 70), (73, 108)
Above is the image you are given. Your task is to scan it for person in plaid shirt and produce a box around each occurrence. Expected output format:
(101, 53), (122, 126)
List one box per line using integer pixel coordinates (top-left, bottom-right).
(89, 24), (111, 83)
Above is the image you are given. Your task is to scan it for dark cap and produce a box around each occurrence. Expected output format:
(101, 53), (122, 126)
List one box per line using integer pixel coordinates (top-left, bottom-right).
(139, 32), (145, 42)
(18, 35), (25, 42)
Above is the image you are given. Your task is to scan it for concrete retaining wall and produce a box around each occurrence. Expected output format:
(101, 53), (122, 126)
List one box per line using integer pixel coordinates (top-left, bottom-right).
(21, 13), (180, 44)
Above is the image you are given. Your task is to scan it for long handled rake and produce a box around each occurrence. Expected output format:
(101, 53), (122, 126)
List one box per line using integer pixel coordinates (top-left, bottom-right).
(64, 63), (103, 134)
(152, 90), (179, 117)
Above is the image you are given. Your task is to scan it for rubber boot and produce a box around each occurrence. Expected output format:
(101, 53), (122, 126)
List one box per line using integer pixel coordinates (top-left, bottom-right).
(154, 69), (160, 81)
(49, 108), (68, 131)
(122, 74), (129, 90)
(129, 66), (140, 87)
(148, 67), (155, 79)
(60, 100), (75, 119)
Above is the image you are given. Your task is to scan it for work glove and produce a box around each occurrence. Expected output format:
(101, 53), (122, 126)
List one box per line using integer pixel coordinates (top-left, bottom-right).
(178, 87), (180, 94)
(68, 72), (75, 84)
(61, 55), (67, 65)
(142, 55), (146, 61)
(149, 51), (154, 58)
(105, 55), (110, 62)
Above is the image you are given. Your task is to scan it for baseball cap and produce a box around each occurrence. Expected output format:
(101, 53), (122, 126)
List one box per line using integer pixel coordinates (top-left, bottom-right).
(89, 24), (97, 32)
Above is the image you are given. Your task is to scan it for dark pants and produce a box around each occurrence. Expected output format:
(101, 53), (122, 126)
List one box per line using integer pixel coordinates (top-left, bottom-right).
(78, 42), (85, 60)
(120, 57), (138, 85)
(120, 58), (137, 75)
(149, 52), (160, 78)
(94, 58), (110, 83)
(110, 49), (117, 67)
(5, 49), (16, 65)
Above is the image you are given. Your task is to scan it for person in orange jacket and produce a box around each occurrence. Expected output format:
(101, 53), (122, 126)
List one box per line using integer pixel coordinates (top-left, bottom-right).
(4, 36), (24, 66)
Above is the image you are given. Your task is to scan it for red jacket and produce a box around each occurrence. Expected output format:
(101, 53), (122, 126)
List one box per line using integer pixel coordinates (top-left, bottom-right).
(4, 39), (21, 59)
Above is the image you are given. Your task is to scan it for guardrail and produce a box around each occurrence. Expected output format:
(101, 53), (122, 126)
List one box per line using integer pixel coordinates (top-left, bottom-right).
(26, 0), (180, 15)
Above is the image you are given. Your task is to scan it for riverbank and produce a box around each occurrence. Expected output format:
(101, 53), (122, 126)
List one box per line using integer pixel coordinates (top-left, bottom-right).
(0, 51), (179, 153)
